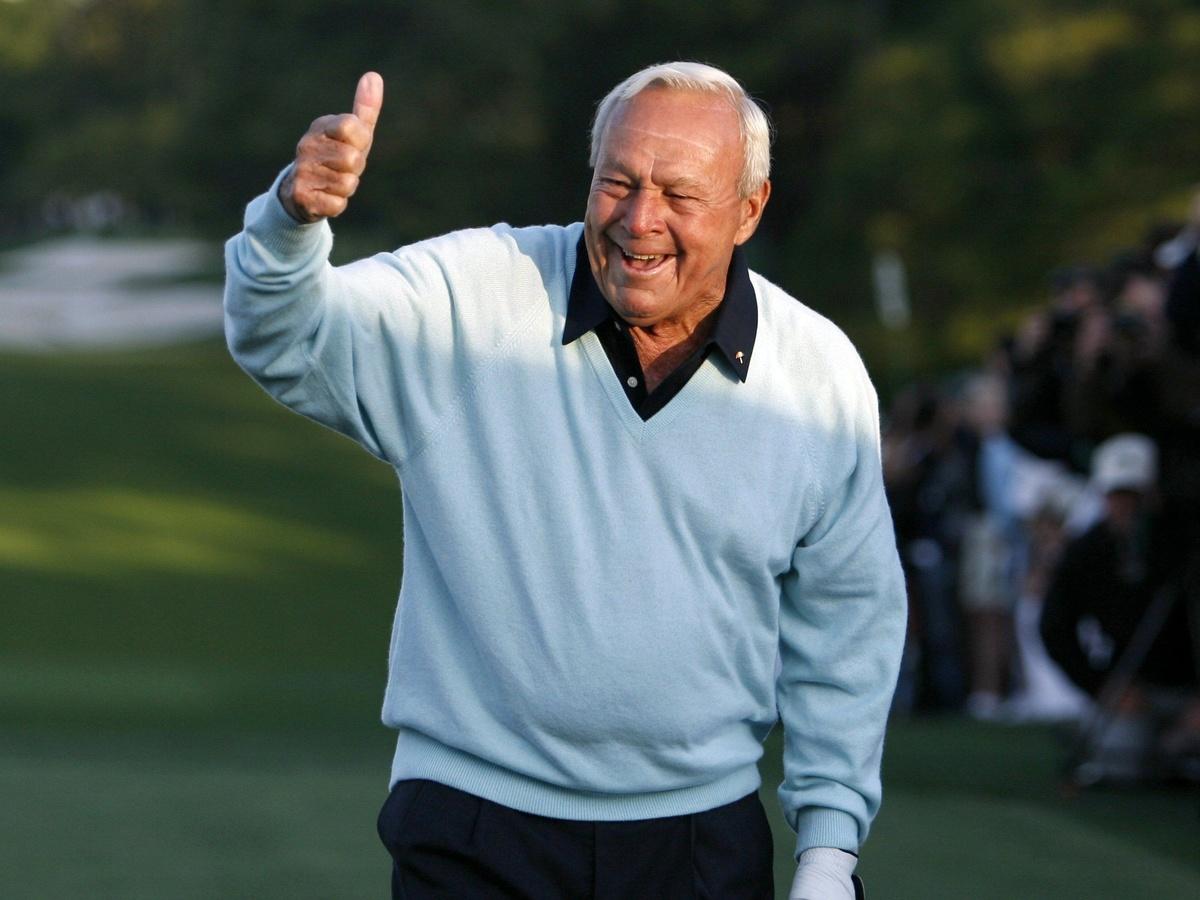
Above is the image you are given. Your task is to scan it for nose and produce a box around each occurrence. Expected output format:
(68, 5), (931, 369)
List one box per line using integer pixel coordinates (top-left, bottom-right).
(621, 188), (664, 237)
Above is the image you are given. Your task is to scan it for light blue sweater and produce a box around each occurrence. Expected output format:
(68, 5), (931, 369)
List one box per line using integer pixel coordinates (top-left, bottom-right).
(224, 174), (906, 856)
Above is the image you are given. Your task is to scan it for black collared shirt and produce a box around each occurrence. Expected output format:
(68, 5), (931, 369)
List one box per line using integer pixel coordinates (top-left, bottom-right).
(561, 238), (758, 420)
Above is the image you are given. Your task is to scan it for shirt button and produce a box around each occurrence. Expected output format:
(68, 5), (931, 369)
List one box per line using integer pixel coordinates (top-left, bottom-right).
(626, 376), (638, 388)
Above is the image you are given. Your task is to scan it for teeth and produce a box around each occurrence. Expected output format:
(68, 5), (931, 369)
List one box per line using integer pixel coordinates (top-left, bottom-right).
(623, 251), (661, 261)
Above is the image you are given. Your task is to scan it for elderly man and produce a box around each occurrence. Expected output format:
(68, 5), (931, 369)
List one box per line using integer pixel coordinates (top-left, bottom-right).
(225, 62), (905, 899)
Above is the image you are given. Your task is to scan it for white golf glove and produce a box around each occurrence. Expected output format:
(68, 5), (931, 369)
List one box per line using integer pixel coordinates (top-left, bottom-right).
(788, 847), (858, 900)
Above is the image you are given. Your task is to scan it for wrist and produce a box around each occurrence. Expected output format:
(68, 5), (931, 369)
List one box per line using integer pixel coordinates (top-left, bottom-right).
(277, 167), (317, 224)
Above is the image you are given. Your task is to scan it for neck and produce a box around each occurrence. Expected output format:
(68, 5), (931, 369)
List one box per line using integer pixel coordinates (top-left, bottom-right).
(627, 298), (722, 392)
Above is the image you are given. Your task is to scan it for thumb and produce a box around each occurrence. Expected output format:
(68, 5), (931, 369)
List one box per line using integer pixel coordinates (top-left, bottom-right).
(353, 71), (384, 130)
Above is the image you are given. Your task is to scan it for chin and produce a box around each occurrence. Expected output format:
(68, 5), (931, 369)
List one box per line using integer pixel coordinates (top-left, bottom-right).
(609, 295), (666, 325)
(603, 278), (662, 311)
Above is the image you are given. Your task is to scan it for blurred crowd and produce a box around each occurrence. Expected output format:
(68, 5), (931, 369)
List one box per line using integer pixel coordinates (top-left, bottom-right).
(883, 188), (1200, 782)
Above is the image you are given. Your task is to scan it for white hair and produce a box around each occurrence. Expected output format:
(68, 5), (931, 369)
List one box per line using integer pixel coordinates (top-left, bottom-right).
(589, 61), (772, 198)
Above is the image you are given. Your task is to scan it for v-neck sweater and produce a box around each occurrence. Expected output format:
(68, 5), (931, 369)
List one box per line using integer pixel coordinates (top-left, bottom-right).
(224, 175), (906, 856)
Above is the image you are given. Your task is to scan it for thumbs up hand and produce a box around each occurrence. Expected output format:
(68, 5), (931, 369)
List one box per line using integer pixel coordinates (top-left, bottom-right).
(279, 72), (384, 223)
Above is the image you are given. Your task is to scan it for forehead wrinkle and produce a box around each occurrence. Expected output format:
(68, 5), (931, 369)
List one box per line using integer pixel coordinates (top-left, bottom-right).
(605, 121), (724, 155)
(594, 91), (744, 197)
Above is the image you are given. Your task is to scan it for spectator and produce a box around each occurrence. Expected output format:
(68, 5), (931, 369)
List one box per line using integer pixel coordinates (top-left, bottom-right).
(1039, 434), (1198, 778)
(1007, 266), (1102, 470)
(1065, 254), (1167, 444)
(956, 372), (1021, 719)
(884, 385), (970, 712)
(880, 188), (1200, 752)
(1162, 186), (1200, 356)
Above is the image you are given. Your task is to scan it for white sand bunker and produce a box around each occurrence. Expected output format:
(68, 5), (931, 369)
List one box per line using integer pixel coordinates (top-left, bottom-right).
(0, 236), (225, 351)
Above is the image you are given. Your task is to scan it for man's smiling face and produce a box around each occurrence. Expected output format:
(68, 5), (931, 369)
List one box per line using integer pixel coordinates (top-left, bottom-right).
(584, 86), (768, 331)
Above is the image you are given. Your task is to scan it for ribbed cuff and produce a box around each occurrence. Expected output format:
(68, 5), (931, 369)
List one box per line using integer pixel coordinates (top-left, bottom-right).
(245, 164), (332, 261)
(794, 806), (860, 858)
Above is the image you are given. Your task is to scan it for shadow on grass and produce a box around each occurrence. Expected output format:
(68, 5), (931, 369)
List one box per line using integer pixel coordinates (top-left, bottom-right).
(4, 343), (1199, 898)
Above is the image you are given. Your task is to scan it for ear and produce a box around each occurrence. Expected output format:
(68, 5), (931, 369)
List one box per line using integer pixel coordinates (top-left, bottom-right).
(734, 179), (771, 246)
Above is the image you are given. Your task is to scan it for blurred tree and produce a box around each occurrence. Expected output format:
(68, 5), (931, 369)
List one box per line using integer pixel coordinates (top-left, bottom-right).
(800, 0), (1200, 368)
(3, 0), (1200, 375)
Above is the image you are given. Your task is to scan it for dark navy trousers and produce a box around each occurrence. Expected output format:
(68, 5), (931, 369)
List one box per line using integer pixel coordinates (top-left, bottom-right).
(377, 779), (775, 899)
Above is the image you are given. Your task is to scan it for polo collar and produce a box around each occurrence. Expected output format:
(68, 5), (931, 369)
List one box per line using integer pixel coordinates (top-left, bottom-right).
(562, 235), (758, 381)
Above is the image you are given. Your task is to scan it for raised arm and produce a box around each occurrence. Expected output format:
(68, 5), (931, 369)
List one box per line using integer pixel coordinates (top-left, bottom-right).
(223, 72), (410, 462)
(224, 73), (556, 469)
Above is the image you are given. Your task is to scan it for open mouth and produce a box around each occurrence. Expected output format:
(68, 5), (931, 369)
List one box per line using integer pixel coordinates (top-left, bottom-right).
(618, 246), (672, 274)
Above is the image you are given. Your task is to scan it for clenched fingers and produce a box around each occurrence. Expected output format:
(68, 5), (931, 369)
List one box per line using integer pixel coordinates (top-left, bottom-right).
(283, 167), (354, 222)
(280, 71), (385, 222)
(296, 127), (369, 175)
(293, 159), (360, 197)
(318, 113), (375, 153)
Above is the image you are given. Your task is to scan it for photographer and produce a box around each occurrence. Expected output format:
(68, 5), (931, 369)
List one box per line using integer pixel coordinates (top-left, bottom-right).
(1039, 435), (1198, 778)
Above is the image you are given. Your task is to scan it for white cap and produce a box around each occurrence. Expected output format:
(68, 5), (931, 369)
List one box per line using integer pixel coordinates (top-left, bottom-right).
(1091, 433), (1158, 493)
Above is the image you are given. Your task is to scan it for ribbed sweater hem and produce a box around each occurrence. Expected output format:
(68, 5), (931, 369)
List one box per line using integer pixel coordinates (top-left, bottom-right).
(388, 728), (762, 821)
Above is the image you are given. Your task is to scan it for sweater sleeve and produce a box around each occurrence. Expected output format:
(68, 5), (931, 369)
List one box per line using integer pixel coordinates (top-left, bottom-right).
(223, 169), (506, 466)
(776, 358), (907, 858)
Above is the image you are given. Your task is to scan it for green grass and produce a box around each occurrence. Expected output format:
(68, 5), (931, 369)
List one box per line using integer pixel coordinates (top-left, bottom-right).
(3, 341), (1199, 898)
(853, 720), (1200, 898)
(2, 726), (393, 899)
(2, 343), (402, 674)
